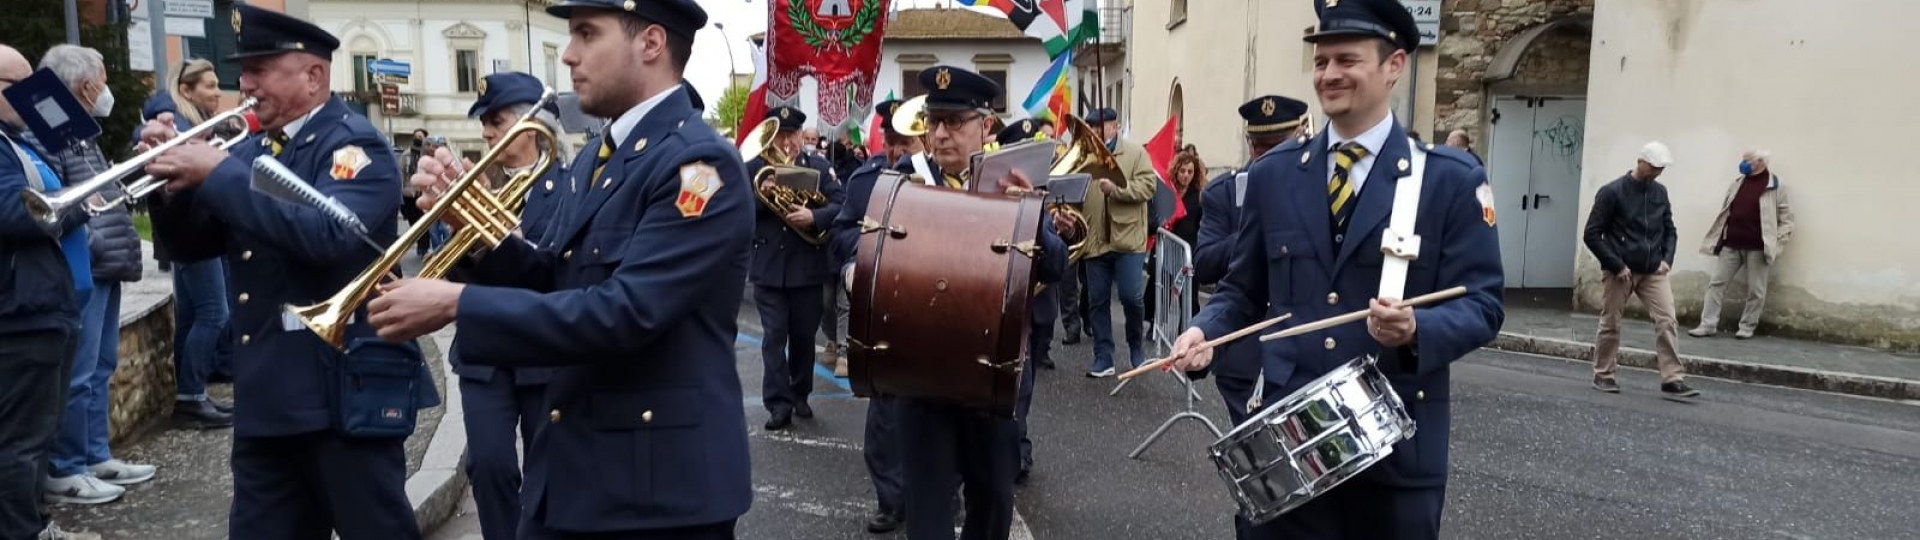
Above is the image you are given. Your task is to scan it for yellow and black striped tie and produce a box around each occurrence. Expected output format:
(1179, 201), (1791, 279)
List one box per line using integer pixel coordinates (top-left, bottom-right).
(943, 174), (965, 190)
(268, 130), (289, 157)
(590, 134), (613, 187)
(1328, 141), (1369, 230)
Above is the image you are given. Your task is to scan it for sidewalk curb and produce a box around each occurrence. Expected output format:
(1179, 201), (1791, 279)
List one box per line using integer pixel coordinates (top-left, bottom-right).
(407, 334), (469, 535)
(1488, 332), (1920, 401)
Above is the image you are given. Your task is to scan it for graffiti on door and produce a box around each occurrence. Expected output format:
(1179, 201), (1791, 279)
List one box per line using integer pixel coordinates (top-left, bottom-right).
(1534, 115), (1584, 173)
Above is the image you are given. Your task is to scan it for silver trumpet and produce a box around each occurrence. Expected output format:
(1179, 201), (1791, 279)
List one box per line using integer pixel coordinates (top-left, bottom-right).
(21, 98), (257, 224)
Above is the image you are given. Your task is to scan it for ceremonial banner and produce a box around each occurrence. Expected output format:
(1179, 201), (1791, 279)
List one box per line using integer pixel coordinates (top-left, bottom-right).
(766, 0), (894, 127)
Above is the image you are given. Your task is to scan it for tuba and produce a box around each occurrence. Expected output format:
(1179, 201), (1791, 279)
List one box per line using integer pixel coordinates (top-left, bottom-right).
(739, 117), (829, 245)
(1044, 114), (1119, 266)
(288, 90), (562, 348)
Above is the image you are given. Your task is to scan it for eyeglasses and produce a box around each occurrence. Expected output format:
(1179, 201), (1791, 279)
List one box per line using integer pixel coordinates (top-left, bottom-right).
(925, 112), (984, 131)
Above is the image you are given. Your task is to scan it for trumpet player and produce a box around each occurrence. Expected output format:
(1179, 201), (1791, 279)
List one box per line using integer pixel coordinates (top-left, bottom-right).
(432, 70), (572, 540)
(20, 45), (157, 506)
(747, 105), (842, 431)
(138, 6), (430, 538)
(1168, 0), (1503, 538)
(829, 98), (919, 534)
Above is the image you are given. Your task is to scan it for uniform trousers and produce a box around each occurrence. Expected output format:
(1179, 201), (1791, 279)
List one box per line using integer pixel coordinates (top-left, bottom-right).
(900, 399), (1017, 540)
(755, 285), (823, 415)
(228, 431), (418, 540)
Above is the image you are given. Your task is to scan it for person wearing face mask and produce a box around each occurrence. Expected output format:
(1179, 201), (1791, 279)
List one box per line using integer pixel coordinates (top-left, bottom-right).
(1690, 150), (1794, 340)
(21, 44), (157, 507)
(139, 6), (433, 537)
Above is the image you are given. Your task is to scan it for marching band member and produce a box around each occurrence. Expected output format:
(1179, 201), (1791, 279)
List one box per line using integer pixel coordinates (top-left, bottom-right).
(832, 65), (1068, 540)
(1193, 93), (1310, 538)
(747, 105), (842, 431)
(139, 5), (431, 537)
(369, 0), (754, 537)
(1169, 0), (1504, 538)
(448, 70), (572, 540)
(994, 118), (1079, 487)
(830, 98), (920, 534)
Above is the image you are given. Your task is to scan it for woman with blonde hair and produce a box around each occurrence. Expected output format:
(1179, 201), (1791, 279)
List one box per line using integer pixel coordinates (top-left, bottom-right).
(141, 58), (237, 428)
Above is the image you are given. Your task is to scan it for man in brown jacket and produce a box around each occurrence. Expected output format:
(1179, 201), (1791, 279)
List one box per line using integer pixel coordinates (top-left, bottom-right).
(1690, 149), (1794, 339)
(1080, 108), (1161, 377)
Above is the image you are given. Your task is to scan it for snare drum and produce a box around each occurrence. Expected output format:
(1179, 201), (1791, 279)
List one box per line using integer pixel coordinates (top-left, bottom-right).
(1206, 356), (1415, 524)
(847, 171), (1045, 418)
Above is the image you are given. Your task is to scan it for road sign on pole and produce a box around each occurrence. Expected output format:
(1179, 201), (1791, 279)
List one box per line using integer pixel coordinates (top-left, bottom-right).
(380, 84), (400, 115)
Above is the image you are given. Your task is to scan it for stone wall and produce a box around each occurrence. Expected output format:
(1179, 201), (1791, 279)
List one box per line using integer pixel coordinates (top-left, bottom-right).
(1433, 0), (1595, 141)
(108, 296), (175, 446)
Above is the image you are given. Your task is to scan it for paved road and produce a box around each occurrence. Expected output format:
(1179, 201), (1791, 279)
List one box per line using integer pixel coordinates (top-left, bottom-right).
(430, 294), (1920, 540)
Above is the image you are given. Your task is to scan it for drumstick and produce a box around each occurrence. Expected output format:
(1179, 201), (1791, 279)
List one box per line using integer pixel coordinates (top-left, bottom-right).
(1256, 286), (1469, 343)
(1117, 314), (1292, 380)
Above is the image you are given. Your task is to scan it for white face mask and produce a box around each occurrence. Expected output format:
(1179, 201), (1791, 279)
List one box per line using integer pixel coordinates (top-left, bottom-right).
(91, 82), (114, 118)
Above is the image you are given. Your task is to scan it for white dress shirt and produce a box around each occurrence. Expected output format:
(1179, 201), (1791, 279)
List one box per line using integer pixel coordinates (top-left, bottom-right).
(607, 83), (684, 145)
(1324, 112), (1397, 195)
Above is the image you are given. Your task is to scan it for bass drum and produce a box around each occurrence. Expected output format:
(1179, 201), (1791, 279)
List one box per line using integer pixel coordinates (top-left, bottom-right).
(848, 171), (1044, 418)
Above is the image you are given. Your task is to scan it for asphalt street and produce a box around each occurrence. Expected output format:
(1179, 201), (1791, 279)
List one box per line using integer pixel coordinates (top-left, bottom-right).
(430, 291), (1920, 540)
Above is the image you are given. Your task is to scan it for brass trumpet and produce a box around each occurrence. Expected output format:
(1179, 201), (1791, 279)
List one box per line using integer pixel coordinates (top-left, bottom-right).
(739, 117), (829, 245)
(22, 98), (257, 223)
(288, 90), (561, 348)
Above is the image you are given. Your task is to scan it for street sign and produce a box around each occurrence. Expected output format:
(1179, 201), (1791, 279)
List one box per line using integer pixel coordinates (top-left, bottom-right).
(127, 0), (214, 20)
(368, 59), (411, 78)
(1400, 0), (1442, 46)
(380, 84), (400, 115)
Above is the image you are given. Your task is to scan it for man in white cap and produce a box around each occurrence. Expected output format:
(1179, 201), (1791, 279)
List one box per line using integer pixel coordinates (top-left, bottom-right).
(1582, 141), (1699, 399)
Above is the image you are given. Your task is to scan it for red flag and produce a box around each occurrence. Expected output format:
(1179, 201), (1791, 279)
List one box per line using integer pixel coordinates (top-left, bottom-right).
(1145, 113), (1185, 229)
(767, 0), (894, 127)
(735, 83), (770, 147)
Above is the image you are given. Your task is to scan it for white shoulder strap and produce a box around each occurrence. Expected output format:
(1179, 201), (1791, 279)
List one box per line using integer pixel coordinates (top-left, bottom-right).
(1377, 137), (1427, 300)
(1232, 171), (1249, 208)
(910, 152), (936, 186)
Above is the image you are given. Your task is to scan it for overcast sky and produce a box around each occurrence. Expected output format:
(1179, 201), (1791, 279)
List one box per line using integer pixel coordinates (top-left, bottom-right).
(680, 0), (986, 113)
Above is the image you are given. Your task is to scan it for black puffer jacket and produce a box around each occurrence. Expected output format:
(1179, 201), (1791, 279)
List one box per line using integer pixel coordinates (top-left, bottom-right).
(20, 133), (144, 283)
(1583, 173), (1677, 275)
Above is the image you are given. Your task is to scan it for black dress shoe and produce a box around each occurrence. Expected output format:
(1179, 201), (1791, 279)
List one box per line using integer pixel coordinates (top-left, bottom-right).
(1014, 468), (1031, 486)
(1036, 358), (1056, 370)
(764, 411), (793, 431)
(794, 402), (814, 419)
(866, 511), (903, 533)
(173, 400), (234, 429)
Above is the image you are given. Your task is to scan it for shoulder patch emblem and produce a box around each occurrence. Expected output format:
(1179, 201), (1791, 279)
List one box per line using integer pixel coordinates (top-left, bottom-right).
(1476, 183), (1496, 227)
(330, 146), (371, 181)
(676, 163), (722, 218)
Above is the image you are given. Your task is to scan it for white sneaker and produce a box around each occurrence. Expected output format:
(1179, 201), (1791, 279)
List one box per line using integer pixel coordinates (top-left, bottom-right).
(38, 521), (102, 540)
(1086, 367), (1117, 378)
(89, 459), (156, 485)
(43, 474), (124, 505)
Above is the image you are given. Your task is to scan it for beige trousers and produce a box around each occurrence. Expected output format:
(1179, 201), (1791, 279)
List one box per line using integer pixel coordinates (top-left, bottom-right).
(1593, 273), (1686, 383)
(1697, 249), (1771, 334)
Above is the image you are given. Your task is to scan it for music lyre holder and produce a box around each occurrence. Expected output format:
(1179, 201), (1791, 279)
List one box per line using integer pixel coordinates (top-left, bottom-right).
(1117, 230), (1223, 460)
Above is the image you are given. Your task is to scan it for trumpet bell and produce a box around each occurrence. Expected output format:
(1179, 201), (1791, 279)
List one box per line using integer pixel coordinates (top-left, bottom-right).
(738, 117), (785, 164)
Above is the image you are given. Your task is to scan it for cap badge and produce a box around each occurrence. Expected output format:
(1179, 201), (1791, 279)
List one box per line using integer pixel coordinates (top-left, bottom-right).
(230, 10), (242, 34)
(935, 68), (952, 91)
(1261, 98), (1276, 117)
(780, 108), (790, 119)
(623, 0), (636, 11)
(477, 77), (488, 96)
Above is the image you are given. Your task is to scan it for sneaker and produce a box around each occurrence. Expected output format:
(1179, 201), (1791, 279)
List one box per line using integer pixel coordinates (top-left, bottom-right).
(1661, 381), (1702, 399)
(89, 459), (157, 486)
(43, 474), (124, 505)
(834, 355), (849, 378)
(1687, 327), (1717, 338)
(1591, 376), (1620, 393)
(38, 521), (102, 540)
(1086, 367), (1116, 378)
(1734, 330), (1755, 340)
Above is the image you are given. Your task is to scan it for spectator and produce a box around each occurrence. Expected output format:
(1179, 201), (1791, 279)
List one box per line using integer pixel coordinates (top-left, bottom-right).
(1146, 152), (1206, 321)
(0, 42), (104, 540)
(1691, 149), (1794, 339)
(800, 127), (822, 157)
(145, 58), (236, 429)
(1446, 128), (1483, 166)
(425, 135), (453, 252)
(1583, 142), (1699, 399)
(403, 129), (429, 256)
(1079, 107), (1159, 377)
(29, 44), (156, 506)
